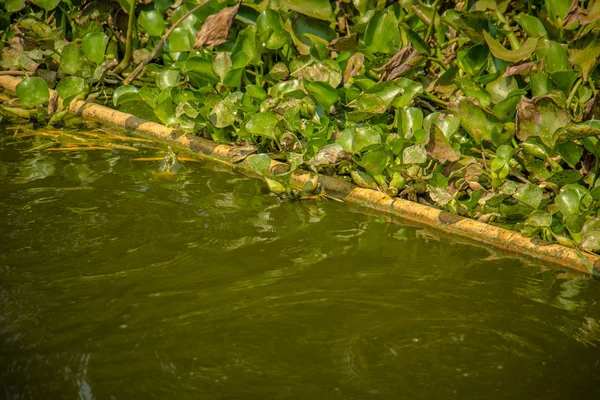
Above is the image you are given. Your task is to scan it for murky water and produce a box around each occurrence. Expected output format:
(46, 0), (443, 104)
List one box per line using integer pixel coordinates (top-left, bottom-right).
(1, 124), (600, 399)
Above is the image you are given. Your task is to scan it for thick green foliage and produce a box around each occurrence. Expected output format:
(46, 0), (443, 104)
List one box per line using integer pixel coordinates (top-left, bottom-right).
(4, 0), (600, 256)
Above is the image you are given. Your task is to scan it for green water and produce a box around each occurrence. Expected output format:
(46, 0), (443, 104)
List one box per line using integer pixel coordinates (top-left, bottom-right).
(1, 126), (600, 400)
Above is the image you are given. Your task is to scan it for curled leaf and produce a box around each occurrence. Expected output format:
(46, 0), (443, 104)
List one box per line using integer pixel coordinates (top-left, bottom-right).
(483, 31), (539, 62)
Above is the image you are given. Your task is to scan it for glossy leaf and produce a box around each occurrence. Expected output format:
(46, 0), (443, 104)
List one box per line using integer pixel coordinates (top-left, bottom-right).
(5, 0), (26, 12)
(16, 77), (49, 108)
(581, 218), (600, 252)
(337, 125), (381, 154)
(281, 0), (334, 21)
(246, 112), (279, 139)
(449, 97), (500, 144)
(514, 184), (543, 209)
(139, 10), (165, 37)
(82, 32), (109, 64)
(514, 13), (547, 37)
(31, 0), (60, 10)
(306, 81), (339, 110)
(60, 43), (82, 75)
(248, 153), (272, 176)
(167, 27), (194, 52)
(555, 188), (581, 216)
(364, 10), (401, 54)
(56, 76), (86, 101)
(156, 70), (180, 90)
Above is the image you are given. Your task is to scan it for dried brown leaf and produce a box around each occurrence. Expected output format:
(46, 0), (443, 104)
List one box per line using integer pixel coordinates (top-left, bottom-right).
(503, 62), (534, 77)
(425, 126), (461, 163)
(342, 52), (364, 84)
(375, 46), (426, 81)
(564, 0), (600, 27)
(194, 2), (240, 49)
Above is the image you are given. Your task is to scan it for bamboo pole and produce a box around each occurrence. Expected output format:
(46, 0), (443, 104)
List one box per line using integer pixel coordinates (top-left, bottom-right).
(1, 75), (598, 274)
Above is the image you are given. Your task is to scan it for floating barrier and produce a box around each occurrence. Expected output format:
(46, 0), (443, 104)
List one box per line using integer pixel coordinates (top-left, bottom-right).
(1, 75), (598, 274)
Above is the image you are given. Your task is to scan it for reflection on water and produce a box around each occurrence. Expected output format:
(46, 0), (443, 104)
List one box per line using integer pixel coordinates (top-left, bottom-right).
(1, 126), (600, 399)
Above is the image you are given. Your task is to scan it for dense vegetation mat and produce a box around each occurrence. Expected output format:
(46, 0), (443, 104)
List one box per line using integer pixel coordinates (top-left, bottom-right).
(3, 0), (600, 271)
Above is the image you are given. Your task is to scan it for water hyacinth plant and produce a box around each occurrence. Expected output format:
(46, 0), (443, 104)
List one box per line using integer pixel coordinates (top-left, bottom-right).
(3, 0), (600, 255)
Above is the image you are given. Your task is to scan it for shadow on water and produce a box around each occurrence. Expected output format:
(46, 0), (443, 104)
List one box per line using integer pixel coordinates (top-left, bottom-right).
(1, 124), (600, 399)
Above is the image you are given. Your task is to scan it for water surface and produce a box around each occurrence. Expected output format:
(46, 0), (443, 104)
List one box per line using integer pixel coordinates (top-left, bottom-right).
(1, 124), (600, 399)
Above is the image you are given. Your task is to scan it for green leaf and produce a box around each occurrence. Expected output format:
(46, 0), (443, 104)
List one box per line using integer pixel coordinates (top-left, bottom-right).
(581, 218), (600, 252)
(113, 85), (140, 107)
(31, 0), (60, 11)
(546, 0), (571, 24)
(354, 93), (388, 114)
(167, 27), (194, 52)
(209, 93), (242, 128)
(557, 141), (583, 168)
(449, 96), (500, 144)
(337, 125), (382, 154)
(246, 85), (267, 100)
(398, 107), (423, 137)
(490, 144), (514, 187)
(536, 39), (570, 73)
(402, 144), (427, 164)
(359, 147), (388, 175)
(514, 13), (547, 37)
(156, 70), (180, 90)
(56, 76), (86, 101)
(423, 112), (460, 140)
(491, 92), (525, 122)
(248, 153), (272, 176)
(59, 43), (82, 75)
(246, 112), (279, 139)
(351, 170), (378, 189)
(138, 10), (166, 37)
(306, 81), (339, 110)
(391, 78), (424, 108)
(556, 188), (581, 216)
(82, 32), (109, 64)
(483, 31), (539, 62)
(425, 125), (461, 163)
(181, 57), (219, 83)
(281, 0), (334, 21)
(457, 44), (489, 76)
(514, 183), (543, 209)
(16, 77), (49, 108)
(267, 62), (289, 81)
(5, 0), (26, 12)
(547, 170), (582, 185)
(154, 98), (177, 126)
(257, 9), (290, 50)
(516, 96), (571, 147)
(364, 9), (401, 54)
(569, 36), (600, 80)
(232, 25), (259, 66)
(550, 70), (580, 94)
(455, 77), (492, 108)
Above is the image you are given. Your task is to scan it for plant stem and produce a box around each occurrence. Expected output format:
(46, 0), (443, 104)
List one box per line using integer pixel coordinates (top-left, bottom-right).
(124, 0), (211, 85)
(424, 0), (440, 45)
(495, 9), (520, 50)
(421, 91), (448, 107)
(589, 77), (597, 97)
(567, 77), (583, 108)
(113, 0), (137, 75)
